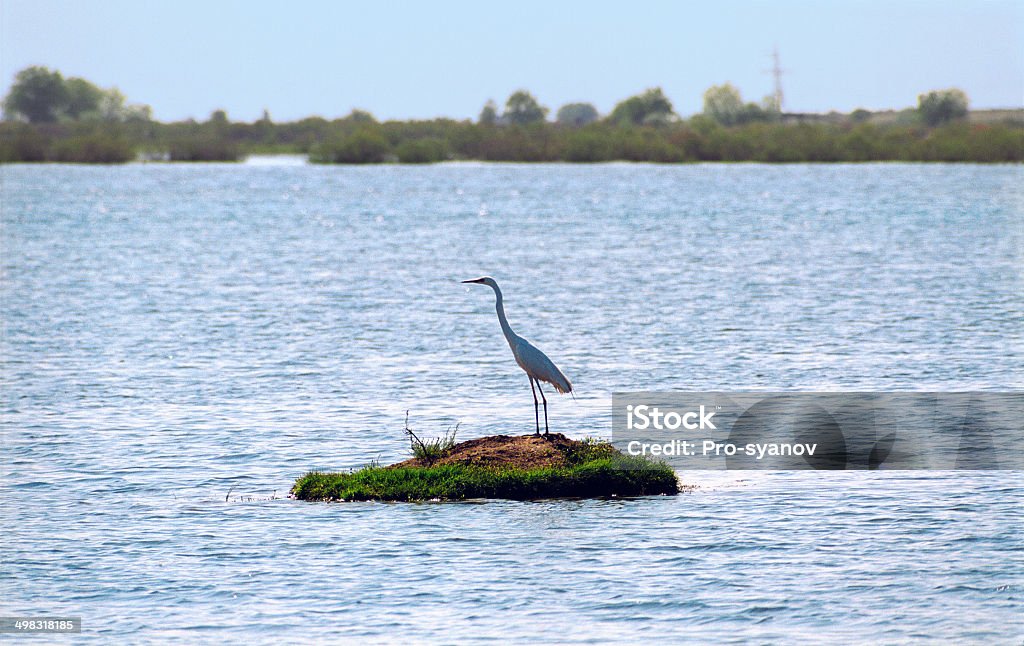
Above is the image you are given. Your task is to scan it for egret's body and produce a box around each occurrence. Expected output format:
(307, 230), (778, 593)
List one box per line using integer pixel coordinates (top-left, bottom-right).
(462, 276), (572, 435)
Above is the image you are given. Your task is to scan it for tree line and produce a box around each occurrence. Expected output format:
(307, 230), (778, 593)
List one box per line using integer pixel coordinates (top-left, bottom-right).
(1, 65), (1020, 164)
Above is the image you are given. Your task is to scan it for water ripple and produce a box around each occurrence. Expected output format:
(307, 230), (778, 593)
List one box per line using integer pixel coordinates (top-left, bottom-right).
(1, 163), (1022, 642)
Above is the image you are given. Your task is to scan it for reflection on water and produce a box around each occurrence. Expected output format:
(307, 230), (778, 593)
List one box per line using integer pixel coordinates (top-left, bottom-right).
(2, 163), (1022, 642)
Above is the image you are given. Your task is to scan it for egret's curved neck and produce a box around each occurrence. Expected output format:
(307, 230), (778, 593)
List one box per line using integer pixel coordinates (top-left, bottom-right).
(489, 283), (518, 348)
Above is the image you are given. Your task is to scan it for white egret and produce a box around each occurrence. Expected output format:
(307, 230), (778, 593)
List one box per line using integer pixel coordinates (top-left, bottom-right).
(462, 276), (573, 435)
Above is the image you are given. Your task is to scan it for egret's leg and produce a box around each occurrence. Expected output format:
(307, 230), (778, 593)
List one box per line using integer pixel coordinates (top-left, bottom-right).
(529, 377), (540, 435)
(537, 382), (549, 435)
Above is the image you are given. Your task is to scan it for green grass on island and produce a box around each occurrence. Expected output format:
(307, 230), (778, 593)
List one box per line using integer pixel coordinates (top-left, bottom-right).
(291, 433), (680, 502)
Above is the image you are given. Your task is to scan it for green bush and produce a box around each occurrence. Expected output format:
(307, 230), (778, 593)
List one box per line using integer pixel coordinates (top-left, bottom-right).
(310, 127), (391, 164)
(563, 129), (614, 162)
(0, 123), (49, 162)
(49, 133), (133, 163)
(167, 136), (240, 161)
(475, 125), (556, 161)
(403, 415), (459, 463)
(395, 137), (448, 163)
(918, 89), (969, 127)
(965, 125), (1024, 162)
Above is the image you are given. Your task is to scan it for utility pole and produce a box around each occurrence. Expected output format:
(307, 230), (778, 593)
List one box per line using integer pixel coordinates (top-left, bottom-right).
(770, 46), (785, 113)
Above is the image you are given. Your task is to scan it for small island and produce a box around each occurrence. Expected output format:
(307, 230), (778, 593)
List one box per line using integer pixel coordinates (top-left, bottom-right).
(291, 433), (680, 502)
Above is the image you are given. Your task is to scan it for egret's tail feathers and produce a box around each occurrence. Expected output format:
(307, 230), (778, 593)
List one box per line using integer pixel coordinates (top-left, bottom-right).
(551, 376), (573, 395)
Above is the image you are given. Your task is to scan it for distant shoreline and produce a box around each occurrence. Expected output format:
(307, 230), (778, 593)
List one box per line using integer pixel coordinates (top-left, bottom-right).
(4, 67), (1019, 164)
(3, 110), (1022, 165)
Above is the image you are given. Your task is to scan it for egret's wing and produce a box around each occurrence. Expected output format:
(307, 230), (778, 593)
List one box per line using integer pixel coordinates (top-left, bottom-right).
(514, 339), (573, 394)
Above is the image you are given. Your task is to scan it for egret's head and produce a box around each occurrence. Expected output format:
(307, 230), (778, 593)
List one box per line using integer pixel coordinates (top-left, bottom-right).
(461, 276), (496, 288)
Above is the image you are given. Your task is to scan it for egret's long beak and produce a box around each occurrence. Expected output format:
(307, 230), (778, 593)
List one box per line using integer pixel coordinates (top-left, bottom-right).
(462, 278), (486, 284)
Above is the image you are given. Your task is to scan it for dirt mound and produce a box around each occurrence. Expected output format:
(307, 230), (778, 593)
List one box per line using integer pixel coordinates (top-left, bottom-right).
(389, 433), (581, 470)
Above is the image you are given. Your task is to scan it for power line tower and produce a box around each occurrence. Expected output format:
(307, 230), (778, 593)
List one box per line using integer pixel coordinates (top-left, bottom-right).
(769, 46), (785, 112)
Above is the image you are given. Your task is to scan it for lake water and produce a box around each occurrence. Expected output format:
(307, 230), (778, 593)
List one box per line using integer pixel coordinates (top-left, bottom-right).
(2, 162), (1022, 643)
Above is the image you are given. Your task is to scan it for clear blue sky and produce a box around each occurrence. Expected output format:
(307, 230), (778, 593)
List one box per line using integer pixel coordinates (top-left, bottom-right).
(2, 0), (1021, 122)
